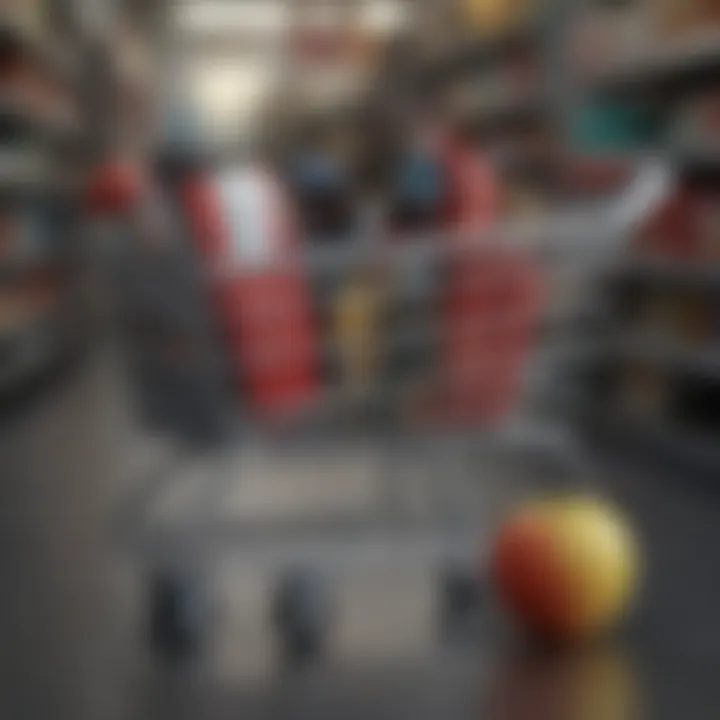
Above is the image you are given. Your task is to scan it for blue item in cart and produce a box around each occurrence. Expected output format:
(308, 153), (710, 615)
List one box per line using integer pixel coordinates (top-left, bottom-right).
(391, 151), (445, 233)
(394, 152), (444, 212)
(290, 152), (354, 241)
(292, 153), (344, 192)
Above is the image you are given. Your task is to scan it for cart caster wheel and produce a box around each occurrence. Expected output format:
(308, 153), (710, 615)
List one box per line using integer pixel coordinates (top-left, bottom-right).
(439, 563), (481, 640)
(272, 567), (334, 663)
(148, 569), (208, 661)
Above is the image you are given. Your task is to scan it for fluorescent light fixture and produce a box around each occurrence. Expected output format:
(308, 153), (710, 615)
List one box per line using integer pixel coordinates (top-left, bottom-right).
(175, 0), (288, 35)
(359, 0), (408, 34)
(187, 57), (279, 135)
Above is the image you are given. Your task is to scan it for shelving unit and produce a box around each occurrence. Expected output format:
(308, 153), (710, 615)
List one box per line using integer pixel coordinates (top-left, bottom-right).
(0, 5), (86, 410)
(611, 255), (720, 285)
(584, 29), (720, 93)
(524, 2), (720, 475)
(434, 14), (559, 216)
(422, 19), (542, 85)
(453, 89), (548, 131)
(0, 14), (76, 86)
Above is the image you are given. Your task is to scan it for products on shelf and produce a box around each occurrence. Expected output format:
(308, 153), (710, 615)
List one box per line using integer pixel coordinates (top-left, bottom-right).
(0, 144), (49, 186)
(0, 0), (47, 37)
(634, 183), (720, 263)
(0, 212), (16, 261)
(673, 376), (720, 432)
(641, 288), (714, 346)
(651, 0), (720, 38)
(0, 269), (58, 332)
(569, 6), (654, 76)
(571, 0), (720, 80)
(0, 10), (77, 130)
(504, 181), (546, 218)
(672, 90), (720, 152)
(461, 0), (529, 37)
(615, 361), (670, 421)
(0, 287), (28, 333)
(0, 208), (51, 270)
(630, 288), (709, 346)
(569, 95), (663, 159)
(449, 46), (541, 120)
(634, 188), (699, 258)
(674, 290), (715, 344)
(0, 2), (73, 400)
(694, 190), (720, 259)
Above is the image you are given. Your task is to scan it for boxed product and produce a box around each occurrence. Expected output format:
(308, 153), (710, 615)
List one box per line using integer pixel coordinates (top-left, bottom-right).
(616, 361), (670, 420)
(649, 0), (719, 38)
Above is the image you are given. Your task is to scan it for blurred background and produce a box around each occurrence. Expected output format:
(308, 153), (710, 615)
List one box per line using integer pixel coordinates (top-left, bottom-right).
(2, 0), (720, 718)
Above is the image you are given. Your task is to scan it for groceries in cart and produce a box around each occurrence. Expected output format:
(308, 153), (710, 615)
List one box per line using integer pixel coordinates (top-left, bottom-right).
(333, 264), (387, 402)
(287, 128), (357, 244)
(182, 161), (322, 422)
(159, 125), (544, 428)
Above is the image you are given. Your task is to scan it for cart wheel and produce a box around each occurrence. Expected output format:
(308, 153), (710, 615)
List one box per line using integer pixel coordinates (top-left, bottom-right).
(147, 569), (208, 661)
(272, 567), (334, 663)
(438, 562), (481, 640)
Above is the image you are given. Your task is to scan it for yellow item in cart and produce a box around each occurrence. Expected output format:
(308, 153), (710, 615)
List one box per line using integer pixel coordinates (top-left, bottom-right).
(334, 271), (385, 399)
(462, 0), (525, 35)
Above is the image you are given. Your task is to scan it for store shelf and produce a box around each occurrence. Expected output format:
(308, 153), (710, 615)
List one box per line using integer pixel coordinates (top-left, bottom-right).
(589, 407), (720, 477)
(611, 256), (720, 285)
(0, 95), (79, 142)
(0, 257), (60, 284)
(457, 90), (546, 130)
(0, 16), (76, 87)
(0, 158), (77, 198)
(677, 147), (720, 183)
(0, 167), (57, 194)
(608, 335), (720, 380)
(585, 29), (720, 92)
(0, 302), (65, 392)
(565, 147), (720, 179)
(638, 420), (720, 472)
(424, 21), (541, 83)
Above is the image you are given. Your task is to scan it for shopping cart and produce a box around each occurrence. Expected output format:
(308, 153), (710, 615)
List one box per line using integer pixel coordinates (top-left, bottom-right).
(111, 160), (671, 660)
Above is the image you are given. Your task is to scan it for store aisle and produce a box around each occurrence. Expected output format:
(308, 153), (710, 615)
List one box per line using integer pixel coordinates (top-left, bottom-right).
(0, 352), (129, 720)
(4, 348), (720, 720)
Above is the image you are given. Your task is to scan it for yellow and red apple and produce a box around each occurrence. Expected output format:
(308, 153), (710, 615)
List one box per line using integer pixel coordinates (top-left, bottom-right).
(490, 498), (639, 641)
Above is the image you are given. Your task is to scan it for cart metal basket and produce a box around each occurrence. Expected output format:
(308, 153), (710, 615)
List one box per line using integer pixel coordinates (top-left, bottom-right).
(109, 160), (670, 659)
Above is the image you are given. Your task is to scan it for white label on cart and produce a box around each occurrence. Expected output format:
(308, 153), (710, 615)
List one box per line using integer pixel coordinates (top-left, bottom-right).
(215, 167), (275, 269)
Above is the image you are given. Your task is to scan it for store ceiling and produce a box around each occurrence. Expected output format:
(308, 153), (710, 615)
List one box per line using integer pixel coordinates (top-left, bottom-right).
(166, 0), (413, 146)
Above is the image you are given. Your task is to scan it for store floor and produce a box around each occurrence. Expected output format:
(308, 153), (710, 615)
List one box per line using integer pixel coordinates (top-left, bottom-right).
(103, 353), (720, 720)
(3, 350), (720, 719)
(120, 451), (720, 720)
